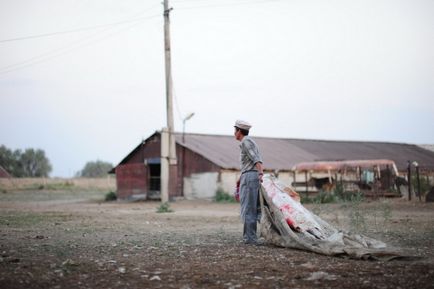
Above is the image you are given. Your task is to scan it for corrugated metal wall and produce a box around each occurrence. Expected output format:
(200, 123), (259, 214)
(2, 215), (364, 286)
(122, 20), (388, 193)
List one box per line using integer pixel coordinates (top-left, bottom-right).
(115, 164), (147, 199)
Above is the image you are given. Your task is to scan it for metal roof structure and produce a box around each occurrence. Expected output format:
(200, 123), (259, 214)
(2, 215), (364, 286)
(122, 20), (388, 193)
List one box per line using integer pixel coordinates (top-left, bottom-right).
(419, 145), (434, 153)
(176, 133), (434, 172)
(114, 131), (434, 172)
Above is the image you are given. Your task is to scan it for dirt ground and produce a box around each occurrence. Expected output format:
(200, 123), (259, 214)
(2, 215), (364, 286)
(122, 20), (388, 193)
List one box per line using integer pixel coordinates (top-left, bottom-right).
(0, 189), (433, 289)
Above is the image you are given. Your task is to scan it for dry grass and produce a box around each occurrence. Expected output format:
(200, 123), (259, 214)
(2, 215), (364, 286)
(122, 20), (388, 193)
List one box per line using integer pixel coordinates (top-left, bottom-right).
(0, 177), (116, 192)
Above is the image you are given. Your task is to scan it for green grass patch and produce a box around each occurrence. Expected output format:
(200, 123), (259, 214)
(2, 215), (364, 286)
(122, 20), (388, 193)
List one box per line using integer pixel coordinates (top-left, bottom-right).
(301, 186), (366, 204)
(39, 181), (75, 190)
(156, 202), (174, 213)
(0, 212), (72, 227)
(214, 188), (236, 203)
(301, 191), (339, 204)
(105, 191), (117, 201)
(0, 190), (106, 202)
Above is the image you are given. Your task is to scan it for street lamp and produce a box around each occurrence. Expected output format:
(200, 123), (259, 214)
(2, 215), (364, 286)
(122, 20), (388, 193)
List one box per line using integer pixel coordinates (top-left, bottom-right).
(181, 112), (194, 197)
(182, 112), (195, 143)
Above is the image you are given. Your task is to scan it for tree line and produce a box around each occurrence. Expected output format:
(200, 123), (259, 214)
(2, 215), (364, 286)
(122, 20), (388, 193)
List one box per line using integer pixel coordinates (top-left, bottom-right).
(0, 145), (52, 177)
(76, 160), (113, 178)
(0, 145), (113, 178)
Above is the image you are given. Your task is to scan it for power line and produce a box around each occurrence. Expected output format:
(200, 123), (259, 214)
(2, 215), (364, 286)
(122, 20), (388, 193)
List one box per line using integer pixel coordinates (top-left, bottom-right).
(0, 0), (282, 44)
(0, 14), (160, 76)
(173, 0), (273, 3)
(174, 0), (284, 10)
(0, 0), (285, 75)
(172, 85), (185, 123)
(0, 4), (161, 44)
(0, 16), (147, 43)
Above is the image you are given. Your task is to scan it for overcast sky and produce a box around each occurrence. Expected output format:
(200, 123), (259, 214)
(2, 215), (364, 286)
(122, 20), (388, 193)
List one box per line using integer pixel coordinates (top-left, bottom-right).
(1, 0), (433, 177)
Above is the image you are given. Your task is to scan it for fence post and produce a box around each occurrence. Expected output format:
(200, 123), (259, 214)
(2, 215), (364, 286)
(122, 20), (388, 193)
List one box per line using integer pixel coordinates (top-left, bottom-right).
(407, 161), (412, 201)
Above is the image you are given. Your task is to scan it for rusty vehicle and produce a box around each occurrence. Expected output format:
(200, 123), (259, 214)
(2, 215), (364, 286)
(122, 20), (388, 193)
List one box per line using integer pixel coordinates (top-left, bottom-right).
(291, 159), (400, 197)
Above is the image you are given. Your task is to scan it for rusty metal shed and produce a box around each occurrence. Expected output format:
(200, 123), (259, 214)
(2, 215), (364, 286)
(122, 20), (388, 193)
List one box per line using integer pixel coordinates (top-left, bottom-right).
(112, 131), (434, 200)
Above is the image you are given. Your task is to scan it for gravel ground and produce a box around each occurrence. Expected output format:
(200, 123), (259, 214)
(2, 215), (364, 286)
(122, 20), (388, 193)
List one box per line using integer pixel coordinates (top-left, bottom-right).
(0, 190), (433, 289)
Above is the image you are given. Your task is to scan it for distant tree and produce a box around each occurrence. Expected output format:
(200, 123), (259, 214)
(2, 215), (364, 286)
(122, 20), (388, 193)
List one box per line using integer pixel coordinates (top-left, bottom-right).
(0, 145), (52, 177)
(0, 145), (18, 175)
(18, 149), (52, 177)
(79, 160), (113, 178)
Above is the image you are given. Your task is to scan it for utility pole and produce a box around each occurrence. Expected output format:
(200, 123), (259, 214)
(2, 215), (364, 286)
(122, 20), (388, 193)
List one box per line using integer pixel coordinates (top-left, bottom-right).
(161, 0), (177, 204)
(181, 112), (194, 196)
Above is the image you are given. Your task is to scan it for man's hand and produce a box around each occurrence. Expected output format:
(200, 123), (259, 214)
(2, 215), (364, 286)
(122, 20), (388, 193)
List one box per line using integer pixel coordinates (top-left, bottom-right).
(255, 162), (264, 183)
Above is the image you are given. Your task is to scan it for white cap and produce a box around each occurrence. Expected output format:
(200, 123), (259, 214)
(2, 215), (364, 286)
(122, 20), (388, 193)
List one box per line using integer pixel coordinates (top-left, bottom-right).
(234, 120), (252, 130)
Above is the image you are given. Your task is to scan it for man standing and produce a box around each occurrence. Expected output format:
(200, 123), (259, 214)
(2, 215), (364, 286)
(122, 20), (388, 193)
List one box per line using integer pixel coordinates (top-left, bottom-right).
(234, 120), (264, 245)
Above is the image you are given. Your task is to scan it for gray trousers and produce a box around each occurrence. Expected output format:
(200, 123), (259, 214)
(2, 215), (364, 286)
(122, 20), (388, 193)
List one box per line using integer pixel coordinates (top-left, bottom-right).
(240, 171), (261, 243)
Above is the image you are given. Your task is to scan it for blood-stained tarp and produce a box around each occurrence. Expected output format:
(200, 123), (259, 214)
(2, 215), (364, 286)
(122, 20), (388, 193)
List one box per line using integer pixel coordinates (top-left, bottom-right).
(259, 174), (404, 260)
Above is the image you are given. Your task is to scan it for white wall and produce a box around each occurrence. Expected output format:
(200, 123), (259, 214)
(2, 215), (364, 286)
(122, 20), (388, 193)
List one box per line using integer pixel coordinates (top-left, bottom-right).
(218, 170), (298, 195)
(183, 170), (325, 200)
(276, 171), (293, 186)
(183, 172), (219, 200)
(218, 170), (240, 195)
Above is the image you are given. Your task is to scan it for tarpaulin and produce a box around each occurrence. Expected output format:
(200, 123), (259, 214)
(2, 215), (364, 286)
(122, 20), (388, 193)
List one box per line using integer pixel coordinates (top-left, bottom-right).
(259, 175), (402, 260)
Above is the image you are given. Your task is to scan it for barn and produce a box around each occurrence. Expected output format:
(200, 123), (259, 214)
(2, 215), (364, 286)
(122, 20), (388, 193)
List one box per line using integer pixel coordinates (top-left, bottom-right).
(111, 131), (434, 200)
(111, 131), (434, 199)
